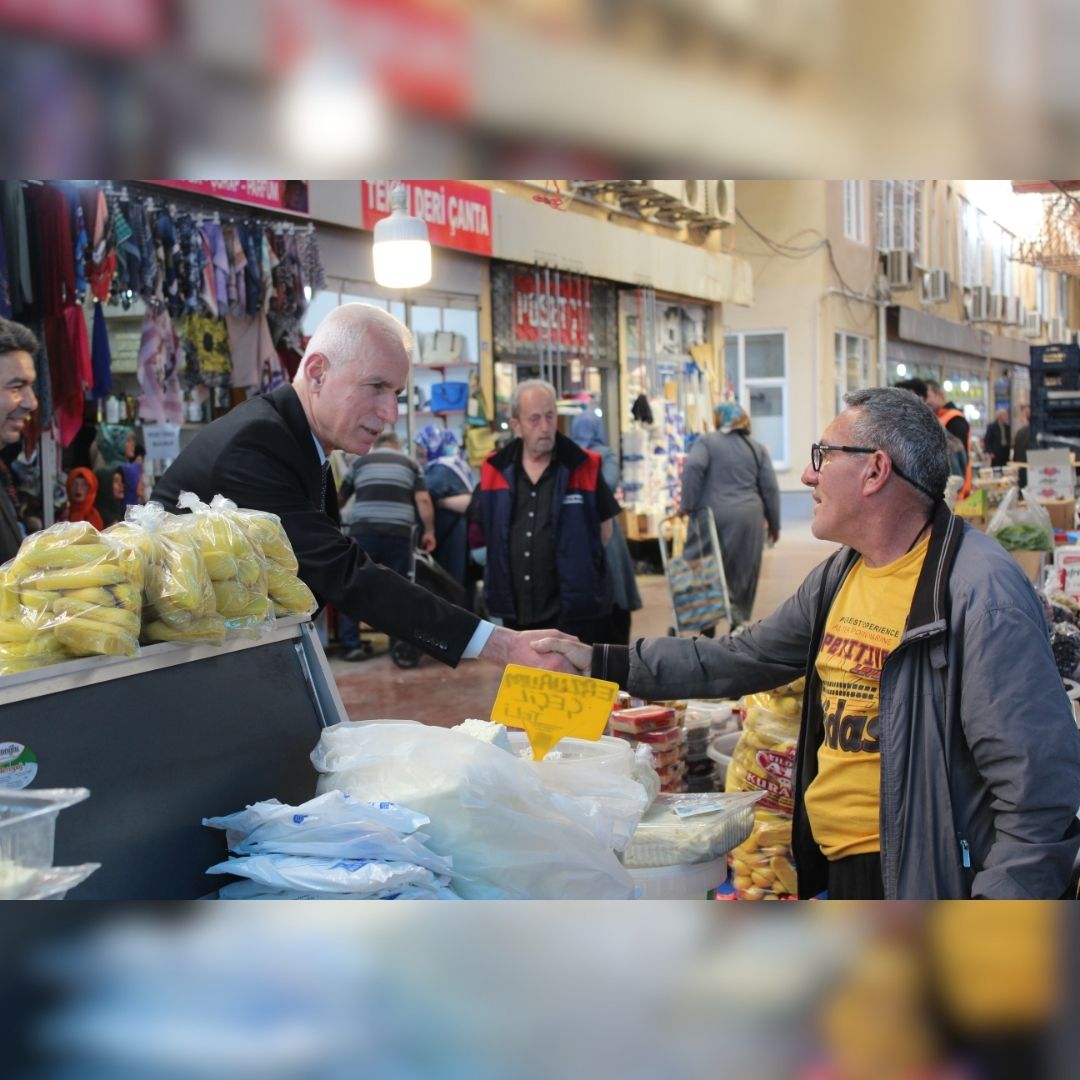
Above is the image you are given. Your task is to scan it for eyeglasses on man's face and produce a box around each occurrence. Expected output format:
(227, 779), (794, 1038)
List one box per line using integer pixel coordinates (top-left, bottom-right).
(809, 443), (876, 472)
(809, 442), (941, 502)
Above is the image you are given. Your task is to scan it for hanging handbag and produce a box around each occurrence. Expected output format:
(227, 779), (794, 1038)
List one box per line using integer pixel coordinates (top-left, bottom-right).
(466, 426), (498, 466)
(429, 381), (469, 413)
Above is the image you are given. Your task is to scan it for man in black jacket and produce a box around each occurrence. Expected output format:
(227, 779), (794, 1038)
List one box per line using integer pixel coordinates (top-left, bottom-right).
(0, 317), (39, 563)
(153, 303), (572, 671)
(984, 408), (1011, 468)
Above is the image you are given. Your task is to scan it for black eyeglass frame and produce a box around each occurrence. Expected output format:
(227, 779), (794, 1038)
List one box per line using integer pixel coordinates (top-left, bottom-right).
(809, 443), (941, 503)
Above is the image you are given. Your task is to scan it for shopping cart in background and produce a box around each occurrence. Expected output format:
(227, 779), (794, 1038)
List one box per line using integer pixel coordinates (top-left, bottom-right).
(658, 509), (735, 637)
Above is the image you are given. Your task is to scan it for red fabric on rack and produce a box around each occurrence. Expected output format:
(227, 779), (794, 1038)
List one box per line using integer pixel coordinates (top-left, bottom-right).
(43, 305), (92, 448)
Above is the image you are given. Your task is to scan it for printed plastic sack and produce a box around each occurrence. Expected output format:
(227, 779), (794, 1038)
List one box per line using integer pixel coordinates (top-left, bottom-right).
(0, 521), (144, 674)
(311, 720), (638, 899)
(214, 498), (316, 618)
(725, 680), (802, 899)
(107, 502), (225, 645)
(987, 486), (1054, 552)
(171, 491), (272, 635)
(203, 792), (453, 877)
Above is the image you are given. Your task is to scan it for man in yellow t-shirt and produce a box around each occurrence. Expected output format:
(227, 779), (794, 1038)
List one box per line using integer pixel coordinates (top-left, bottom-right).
(804, 535), (929, 897)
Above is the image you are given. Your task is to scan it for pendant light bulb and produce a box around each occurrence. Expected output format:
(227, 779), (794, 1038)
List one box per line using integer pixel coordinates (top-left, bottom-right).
(373, 183), (432, 289)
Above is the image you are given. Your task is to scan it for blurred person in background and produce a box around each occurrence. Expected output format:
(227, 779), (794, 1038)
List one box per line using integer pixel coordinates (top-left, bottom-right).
(59, 466), (103, 529)
(984, 408), (1011, 468)
(479, 379), (618, 644)
(925, 379), (972, 499)
(1013, 403), (1032, 488)
(94, 466), (126, 527)
(414, 424), (474, 597)
(0, 316), (39, 561)
(536, 388), (1080, 899)
(335, 430), (435, 661)
(119, 460), (144, 510)
(678, 400), (780, 629)
(570, 411), (641, 644)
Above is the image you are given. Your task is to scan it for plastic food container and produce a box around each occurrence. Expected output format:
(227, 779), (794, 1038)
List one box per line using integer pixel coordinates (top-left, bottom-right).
(506, 731), (634, 772)
(624, 792), (761, 868)
(0, 788), (100, 900)
(645, 744), (685, 770)
(608, 706), (676, 735)
(685, 700), (740, 735)
(628, 855), (729, 898)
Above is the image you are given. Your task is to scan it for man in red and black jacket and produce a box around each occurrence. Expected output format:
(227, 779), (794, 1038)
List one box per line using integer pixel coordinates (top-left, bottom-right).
(926, 379), (971, 498)
(480, 380), (618, 644)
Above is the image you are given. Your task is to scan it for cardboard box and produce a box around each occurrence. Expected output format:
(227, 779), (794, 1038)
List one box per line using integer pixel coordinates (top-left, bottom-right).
(1027, 449), (1075, 500)
(1037, 497), (1077, 531)
(1009, 549), (1046, 583)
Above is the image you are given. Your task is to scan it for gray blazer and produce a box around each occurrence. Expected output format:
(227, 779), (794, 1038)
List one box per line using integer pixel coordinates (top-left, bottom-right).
(624, 502), (1080, 899)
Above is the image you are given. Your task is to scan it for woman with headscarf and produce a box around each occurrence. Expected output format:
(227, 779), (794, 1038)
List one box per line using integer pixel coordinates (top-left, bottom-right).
(94, 467), (126, 527)
(413, 425), (475, 594)
(569, 412), (642, 645)
(61, 467), (104, 530)
(679, 401), (781, 629)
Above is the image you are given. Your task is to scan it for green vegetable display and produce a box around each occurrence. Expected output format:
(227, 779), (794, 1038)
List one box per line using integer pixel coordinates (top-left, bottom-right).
(991, 522), (1054, 551)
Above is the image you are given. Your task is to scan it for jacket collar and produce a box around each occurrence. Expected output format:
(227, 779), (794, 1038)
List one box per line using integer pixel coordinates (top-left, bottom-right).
(488, 430), (588, 473)
(266, 383), (324, 496)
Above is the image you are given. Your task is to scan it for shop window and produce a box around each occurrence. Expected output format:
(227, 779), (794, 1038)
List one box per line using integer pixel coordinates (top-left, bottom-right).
(724, 331), (788, 468)
(958, 199), (987, 289)
(843, 181), (865, 244)
(834, 332), (872, 415)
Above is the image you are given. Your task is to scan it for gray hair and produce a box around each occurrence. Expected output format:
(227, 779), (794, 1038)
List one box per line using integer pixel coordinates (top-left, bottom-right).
(303, 302), (413, 368)
(843, 387), (948, 505)
(510, 379), (557, 419)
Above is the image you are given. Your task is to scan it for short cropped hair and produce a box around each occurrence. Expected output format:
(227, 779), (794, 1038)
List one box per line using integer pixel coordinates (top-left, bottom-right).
(844, 387), (949, 505)
(510, 379), (557, 420)
(0, 317), (39, 357)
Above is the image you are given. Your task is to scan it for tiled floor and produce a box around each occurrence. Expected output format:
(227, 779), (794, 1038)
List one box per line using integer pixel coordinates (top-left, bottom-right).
(327, 519), (835, 727)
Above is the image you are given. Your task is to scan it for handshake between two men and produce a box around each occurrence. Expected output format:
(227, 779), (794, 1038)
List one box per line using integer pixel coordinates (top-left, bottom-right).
(478, 626), (594, 677)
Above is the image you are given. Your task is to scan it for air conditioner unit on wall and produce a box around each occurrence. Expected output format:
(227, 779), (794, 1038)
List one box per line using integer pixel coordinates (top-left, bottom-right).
(989, 294), (1006, 322)
(1048, 315), (1068, 342)
(1003, 297), (1021, 325)
(920, 268), (950, 304)
(886, 250), (914, 289)
(1023, 308), (1042, 337)
(967, 285), (991, 321)
(703, 180), (736, 227)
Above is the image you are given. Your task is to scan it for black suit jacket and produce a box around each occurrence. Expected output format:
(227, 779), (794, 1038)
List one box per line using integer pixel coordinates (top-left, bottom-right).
(0, 484), (22, 564)
(152, 385), (479, 665)
(985, 420), (1011, 467)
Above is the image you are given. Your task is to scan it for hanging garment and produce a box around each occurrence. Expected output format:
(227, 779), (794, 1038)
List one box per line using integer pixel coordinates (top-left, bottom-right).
(200, 221), (229, 316)
(180, 312), (232, 387)
(225, 312), (278, 390)
(91, 302), (112, 400)
(109, 198), (135, 305)
(0, 212), (10, 317)
(137, 307), (185, 425)
(43, 304), (92, 448)
(1, 181), (33, 316)
(28, 183), (76, 317)
(154, 209), (180, 315)
(71, 199), (89, 302)
(295, 228), (326, 298)
(223, 224), (246, 314)
(83, 188), (116, 304)
(239, 223), (262, 316)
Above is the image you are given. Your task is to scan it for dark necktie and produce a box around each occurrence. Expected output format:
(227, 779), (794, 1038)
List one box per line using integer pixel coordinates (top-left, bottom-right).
(319, 461), (330, 509)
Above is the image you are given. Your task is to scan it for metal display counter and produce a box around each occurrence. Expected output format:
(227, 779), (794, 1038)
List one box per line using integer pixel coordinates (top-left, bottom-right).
(0, 617), (347, 899)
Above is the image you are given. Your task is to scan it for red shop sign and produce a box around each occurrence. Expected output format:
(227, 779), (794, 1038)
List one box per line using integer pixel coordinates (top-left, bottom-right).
(512, 273), (586, 350)
(151, 180), (310, 215)
(361, 180), (492, 256)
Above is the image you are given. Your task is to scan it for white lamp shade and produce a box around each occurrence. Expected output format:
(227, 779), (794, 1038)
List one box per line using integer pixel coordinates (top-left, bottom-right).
(372, 238), (432, 289)
(373, 201), (432, 288)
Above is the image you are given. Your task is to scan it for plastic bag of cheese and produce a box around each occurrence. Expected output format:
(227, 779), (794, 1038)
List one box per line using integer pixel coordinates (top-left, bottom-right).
(311, 720), (637, 899)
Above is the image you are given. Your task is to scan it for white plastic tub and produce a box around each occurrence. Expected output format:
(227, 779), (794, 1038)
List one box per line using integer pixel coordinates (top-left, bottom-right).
(628, 855), (728, 899)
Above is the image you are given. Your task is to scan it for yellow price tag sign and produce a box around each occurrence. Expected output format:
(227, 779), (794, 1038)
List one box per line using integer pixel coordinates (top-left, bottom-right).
(490, 664), (619, 761)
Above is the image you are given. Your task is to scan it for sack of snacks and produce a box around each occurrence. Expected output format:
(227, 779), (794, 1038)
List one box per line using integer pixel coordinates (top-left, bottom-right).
(171, 492), (273, 635)
(725, 679), (803, 899)
(215, 498), (316, 618)
(107, 502), (226, 646)
(0, 521), (145, 674)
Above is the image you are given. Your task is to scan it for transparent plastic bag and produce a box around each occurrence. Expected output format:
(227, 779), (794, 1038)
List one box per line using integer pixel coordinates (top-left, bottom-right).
(214, 497), (316, 618)
(170, 491), (273, 636)
(0, 521), (144, 670)
(987, 487), (1054, 552)
(106, 502), (225, 646)
(725, 681), (802, 899)
(311, 720), (637, 899)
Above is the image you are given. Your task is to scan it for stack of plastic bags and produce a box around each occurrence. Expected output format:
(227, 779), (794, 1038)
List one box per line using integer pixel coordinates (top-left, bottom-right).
(203, 790), (459, 899)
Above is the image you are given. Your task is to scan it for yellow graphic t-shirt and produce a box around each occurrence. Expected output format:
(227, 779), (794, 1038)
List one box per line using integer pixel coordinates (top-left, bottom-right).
(804, 535), (929, 859)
